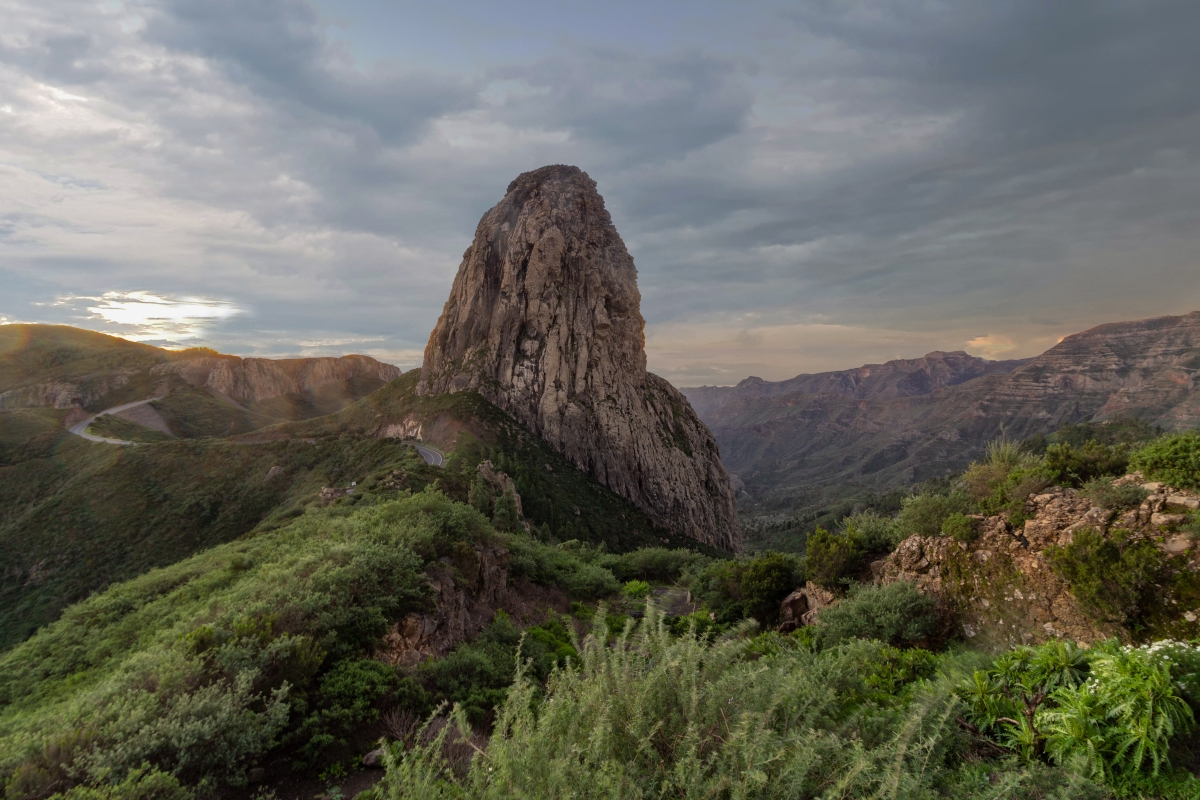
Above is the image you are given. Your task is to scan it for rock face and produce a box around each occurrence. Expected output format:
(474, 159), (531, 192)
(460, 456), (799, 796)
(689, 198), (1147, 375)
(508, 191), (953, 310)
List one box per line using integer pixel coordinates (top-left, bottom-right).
(881, 476), (1200, 647)
(152, 354), (400, 404)
(417, 165), (739, 551)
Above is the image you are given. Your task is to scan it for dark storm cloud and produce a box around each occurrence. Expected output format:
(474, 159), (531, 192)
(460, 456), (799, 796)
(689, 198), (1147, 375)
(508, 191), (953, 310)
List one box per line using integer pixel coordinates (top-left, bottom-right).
(1, 0), (1198, 382)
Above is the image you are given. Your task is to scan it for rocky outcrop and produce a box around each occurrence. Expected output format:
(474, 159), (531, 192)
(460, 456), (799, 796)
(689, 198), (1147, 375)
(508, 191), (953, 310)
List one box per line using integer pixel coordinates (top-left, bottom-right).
(881, 476), (1200, 647)
(151, 354), (400, 404)
(778, 585), (838, 633)
(381, 543), (511, 668)
(688, 311), (1200, 504)
(416, 165), (739, 551)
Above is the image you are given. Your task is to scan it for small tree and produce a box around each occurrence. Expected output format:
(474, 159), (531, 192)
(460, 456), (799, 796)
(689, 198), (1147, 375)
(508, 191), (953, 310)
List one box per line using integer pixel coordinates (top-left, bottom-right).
(491, 489), (519, 532)
(804, 528), (862, 590)
(468, 472), (494, 516)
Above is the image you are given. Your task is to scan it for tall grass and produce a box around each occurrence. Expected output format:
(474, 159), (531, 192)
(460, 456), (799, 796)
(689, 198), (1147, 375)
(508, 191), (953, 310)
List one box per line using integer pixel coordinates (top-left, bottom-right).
(368, 607), (1100, 800)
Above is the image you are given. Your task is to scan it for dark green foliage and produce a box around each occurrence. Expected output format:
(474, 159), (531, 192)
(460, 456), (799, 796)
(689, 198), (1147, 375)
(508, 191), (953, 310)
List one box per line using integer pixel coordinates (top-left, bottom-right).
(283, 371), (714, 555)
(1079, 477), (1149, 511)
(0, 489), (468, 794)
(370, 611), (1108, 800)
(421, 613), (576, 724)
(42, 765), (191, 800)
(842, 510), (902, 554)
(491, 489), (519, 532)
(1130, 431), (1200, 491)
(962, 640), (1198, 790)
(468, 472), (493, 516)
(896, 491), (974, 539)
(597, 547), (709, 583)
(814, 582), (938, 648)
(504, 538), (620, 599)
(690, 551), (801, 624)
(296, 659), (420, 764)
(1047, 528), (1166, 628)
(1043, 440), (1129, 487)
(0, 434), (430, 649)
(941, 512), (978, 543)
(803, 527), (862, 590)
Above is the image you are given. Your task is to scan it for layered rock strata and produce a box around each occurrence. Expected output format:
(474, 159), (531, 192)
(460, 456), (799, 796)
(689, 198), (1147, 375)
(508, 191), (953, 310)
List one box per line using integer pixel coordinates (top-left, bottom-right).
(417, 165), (739, 551)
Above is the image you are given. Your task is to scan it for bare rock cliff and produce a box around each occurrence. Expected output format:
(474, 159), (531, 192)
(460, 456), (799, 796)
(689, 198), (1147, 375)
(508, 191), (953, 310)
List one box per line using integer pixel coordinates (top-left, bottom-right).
(152, 354), (400, 404)
(417, 165), (739, 551)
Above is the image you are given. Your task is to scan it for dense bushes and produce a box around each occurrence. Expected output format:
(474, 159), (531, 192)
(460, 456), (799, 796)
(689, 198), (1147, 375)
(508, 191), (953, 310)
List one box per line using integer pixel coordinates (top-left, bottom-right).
(368, 610), (1108, 800)
(1131, 431), (1200, 490)
(813, 582), (938, 649)
(1043, 440), (1130, 487)
(688, 551), (801, 624)
(897, 491), (974, 538)
(1079, 477), (1148, 511)
(803, 527), (862, 590)
(0, 489), (492, 796)
(1047, 528), (1165, 628)
(962, 639), (1199, 795)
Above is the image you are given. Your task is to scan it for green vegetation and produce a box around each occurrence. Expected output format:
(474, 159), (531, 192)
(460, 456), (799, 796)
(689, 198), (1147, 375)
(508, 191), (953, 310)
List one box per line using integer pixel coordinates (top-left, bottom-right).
(802, 527), (862, 590)
(896, 491), (974, 538)
(0, 488), (625, 797)
(1047, 528), (1168, 629)
(687, 551), (800, 624)
(86, 413), (174, 443)
(1131, 431), (1200, 490)
(368, 609), (1134, 800)
(620, 579), (651, 599)
(813, 582), (938, 649)
(1079, 477), (1149, 511)
(0, 430), (433, 649)
(962, 639), (1199, 797)
(940, 512), (978, 543)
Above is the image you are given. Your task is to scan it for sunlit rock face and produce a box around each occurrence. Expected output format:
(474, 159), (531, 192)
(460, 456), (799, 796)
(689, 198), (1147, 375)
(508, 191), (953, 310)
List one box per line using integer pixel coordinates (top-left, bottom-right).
(418, 165), (740, 552)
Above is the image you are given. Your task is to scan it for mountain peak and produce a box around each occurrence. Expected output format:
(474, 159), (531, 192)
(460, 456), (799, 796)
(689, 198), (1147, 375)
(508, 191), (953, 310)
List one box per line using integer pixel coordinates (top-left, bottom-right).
(417, 167), (740, 551)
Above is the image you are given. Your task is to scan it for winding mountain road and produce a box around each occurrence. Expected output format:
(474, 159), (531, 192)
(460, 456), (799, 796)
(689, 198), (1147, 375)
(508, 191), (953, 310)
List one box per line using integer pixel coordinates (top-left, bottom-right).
(67, 397), (163, 445)
(409, 442), (445, 467)
(67, 399), (447, 468)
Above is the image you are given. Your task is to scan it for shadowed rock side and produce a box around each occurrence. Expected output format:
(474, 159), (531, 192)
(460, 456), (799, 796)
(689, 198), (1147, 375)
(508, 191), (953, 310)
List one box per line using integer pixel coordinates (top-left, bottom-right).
(417, 165), (739, 551)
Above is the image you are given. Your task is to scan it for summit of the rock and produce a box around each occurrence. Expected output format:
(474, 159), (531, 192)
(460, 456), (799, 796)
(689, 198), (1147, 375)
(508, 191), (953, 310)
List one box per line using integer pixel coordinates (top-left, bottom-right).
(417, 165), (740, 551)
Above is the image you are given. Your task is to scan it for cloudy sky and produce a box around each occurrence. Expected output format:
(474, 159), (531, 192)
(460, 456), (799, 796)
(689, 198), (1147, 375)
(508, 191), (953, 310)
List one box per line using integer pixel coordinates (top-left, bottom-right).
(2, 0), (1198, 385)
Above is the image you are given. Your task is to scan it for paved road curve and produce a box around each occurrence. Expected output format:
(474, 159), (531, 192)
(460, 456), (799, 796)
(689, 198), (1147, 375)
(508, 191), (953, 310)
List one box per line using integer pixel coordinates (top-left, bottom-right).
(67, 397), (163, 445)
(409, 442), (445, 467)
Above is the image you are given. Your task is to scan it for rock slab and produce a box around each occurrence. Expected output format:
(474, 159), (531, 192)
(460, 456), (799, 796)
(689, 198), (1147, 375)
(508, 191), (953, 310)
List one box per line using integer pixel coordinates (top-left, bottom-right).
(417, 165), (739, 551)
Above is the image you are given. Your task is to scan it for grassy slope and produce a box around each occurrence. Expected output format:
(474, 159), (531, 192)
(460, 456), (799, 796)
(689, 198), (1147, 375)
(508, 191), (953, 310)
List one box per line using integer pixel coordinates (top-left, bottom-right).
(269, 371), (718, 555)
(0, 371), (716, 651)
(0, 418), (434, 649)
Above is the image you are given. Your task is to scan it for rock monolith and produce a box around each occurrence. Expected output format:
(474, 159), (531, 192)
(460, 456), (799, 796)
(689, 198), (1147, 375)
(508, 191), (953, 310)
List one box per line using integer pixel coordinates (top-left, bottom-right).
(418, 165), (739, 551)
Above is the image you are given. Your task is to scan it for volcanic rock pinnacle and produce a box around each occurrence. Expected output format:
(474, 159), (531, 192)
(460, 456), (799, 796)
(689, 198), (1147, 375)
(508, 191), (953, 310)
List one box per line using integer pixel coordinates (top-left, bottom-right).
(417, 165), (740, 551)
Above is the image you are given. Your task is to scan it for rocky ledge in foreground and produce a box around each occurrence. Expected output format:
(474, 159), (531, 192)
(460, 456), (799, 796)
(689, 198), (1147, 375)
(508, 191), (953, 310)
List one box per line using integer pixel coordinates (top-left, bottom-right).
(881, 474), (1200, 647)
(417, 165), (739, 551)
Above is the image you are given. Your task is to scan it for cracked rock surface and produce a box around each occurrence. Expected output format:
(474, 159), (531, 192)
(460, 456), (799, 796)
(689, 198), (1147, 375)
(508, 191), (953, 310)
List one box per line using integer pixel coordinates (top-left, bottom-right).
(417, 165), (739, 551)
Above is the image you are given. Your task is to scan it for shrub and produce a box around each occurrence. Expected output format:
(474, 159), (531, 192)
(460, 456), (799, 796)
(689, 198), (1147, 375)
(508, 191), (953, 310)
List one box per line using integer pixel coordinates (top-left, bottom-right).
(1047, 528), (1166, 628)
(621, 580), (651, 599)
(1130, 431), (1200, 491)
(814, 582), (938, 648)
(941, 512), (978, 543)
(688, 552), (800, 625)
(1043, 440), (1129, 487)
(503, 538), (620, 599)
(43, 766), (191, 800)
(842, 511), (901, 554)
(803, 528), (862, 590)
(1079, 477), (1148, 511)
(896, 492), (974, 539)
(599, 548), (709, 583)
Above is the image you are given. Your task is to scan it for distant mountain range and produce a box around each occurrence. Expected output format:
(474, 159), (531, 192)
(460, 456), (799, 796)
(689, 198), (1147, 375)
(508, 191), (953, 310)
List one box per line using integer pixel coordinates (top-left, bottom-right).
(681, 311), (1200, 509)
